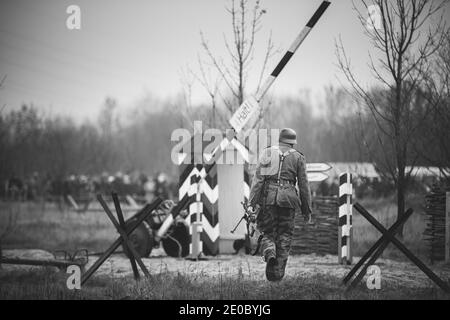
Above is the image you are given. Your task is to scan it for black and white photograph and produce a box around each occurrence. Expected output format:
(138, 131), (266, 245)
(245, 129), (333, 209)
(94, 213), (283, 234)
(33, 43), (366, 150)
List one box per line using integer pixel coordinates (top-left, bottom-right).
(0, 0), (450, 305)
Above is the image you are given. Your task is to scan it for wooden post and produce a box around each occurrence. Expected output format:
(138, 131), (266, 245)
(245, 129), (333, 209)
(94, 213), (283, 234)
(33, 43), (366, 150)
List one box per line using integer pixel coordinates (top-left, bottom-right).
(445, 192), (450, 263)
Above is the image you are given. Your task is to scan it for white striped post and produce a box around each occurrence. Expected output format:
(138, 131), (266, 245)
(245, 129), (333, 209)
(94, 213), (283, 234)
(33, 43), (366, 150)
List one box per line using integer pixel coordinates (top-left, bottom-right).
(189, 173), (203, 258)
(155, 1), (331, 242)
(338, 172), (353, 264)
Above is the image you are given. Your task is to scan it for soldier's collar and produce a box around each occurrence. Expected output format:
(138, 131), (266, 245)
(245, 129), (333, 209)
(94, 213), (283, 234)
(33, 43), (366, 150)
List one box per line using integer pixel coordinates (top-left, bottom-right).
(278, 142), (294, 148)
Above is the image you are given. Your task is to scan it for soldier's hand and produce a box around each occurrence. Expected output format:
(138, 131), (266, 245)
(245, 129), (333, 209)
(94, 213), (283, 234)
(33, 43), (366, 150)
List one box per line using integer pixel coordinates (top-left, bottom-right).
(249, 221), (257, 237)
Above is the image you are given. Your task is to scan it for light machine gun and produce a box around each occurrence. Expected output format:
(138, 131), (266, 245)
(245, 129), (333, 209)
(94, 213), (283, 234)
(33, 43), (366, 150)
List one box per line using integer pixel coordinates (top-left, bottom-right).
(231, 199), (257, 235)
(231, 199), (259, 254)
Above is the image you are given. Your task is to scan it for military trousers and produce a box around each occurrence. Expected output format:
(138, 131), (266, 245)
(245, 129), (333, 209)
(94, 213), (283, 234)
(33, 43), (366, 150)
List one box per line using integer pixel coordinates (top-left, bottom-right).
(256, 205), (295, 280)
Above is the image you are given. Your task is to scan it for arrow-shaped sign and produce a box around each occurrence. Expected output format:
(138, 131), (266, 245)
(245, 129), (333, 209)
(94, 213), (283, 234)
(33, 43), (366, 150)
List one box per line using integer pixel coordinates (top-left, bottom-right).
(306, 163), (332, 172)
(307, 172), (329, 182)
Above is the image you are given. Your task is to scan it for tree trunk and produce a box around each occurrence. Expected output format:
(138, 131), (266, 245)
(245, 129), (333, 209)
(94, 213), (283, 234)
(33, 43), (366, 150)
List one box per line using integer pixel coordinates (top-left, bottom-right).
(396, 165), (406, 238)
(211, 100), (216, 128)
(238, 73), (244, 105)
(394, 66), (405, 238)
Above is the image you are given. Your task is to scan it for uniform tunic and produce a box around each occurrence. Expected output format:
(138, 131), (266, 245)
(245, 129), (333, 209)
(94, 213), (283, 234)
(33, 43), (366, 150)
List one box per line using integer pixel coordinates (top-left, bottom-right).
(249, 142), (312, 280)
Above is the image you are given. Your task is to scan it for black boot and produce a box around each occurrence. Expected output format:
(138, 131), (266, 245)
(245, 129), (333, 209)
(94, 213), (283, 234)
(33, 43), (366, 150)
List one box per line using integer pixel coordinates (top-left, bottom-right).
(265, 252), (278, 281)
(273, 258), (287, 281)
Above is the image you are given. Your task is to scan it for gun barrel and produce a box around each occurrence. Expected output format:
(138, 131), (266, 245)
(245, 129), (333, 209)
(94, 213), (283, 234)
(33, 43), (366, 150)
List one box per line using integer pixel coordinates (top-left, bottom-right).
(230, 215), (246, 233)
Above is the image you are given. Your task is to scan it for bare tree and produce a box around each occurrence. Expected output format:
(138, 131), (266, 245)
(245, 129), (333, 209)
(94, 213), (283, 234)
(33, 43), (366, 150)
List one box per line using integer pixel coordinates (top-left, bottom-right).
(336, 0), (448, 236)
(0, 75), (6, 111)
(178, 67), (196, 128)
(184, 0), (276, 129)
(97, 97), (118, 171)
(194, 55), (222, 127)
(417, 30), (450, 178)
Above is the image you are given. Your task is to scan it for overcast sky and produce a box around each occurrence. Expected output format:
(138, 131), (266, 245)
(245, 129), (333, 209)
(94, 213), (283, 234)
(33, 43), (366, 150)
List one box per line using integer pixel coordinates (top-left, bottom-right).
(1, 0), (443, 121)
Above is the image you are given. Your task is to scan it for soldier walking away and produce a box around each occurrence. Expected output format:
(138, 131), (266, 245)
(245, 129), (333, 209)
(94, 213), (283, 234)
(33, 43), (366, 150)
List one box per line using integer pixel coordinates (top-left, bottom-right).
(248, 128), (312, 281)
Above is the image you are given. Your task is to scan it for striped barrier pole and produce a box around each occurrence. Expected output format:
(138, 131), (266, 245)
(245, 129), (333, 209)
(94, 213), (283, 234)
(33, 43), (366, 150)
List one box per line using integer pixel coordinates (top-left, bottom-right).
(338, 172), (353, 264)
(255, 0), (331, 102)
(155, 1), (331, 242)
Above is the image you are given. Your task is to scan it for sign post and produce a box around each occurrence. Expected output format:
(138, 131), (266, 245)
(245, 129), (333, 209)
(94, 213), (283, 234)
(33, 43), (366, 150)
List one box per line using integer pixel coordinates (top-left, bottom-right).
(306, 163), (332, 172)
(306, 163), (332, 182)
(307, 172), (329, 182)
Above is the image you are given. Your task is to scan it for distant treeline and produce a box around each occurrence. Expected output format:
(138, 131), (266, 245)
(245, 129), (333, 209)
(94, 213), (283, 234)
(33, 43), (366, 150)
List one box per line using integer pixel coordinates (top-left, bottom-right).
(0, 87), (447, 187)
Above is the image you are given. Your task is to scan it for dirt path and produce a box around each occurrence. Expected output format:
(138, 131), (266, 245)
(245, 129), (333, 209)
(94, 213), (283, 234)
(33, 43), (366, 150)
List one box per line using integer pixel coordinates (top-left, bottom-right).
(3, 249), (449, 290)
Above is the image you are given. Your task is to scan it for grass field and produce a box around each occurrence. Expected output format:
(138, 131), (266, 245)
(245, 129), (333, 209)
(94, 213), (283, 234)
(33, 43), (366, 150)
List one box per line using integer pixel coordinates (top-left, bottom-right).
(0, 194), (429, 260)
(1, 261), (448, 300)
(352, 195), (428, 261)
(1, 194), (448, 300)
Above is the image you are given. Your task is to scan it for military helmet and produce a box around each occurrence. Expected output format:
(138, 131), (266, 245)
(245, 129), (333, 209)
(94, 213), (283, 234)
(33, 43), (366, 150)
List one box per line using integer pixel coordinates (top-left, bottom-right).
(279, 128), (297, 145)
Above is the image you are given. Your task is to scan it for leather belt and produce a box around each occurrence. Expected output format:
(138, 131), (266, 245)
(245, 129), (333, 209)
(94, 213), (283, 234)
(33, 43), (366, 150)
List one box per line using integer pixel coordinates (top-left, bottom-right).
(267, 179), (296, 186)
